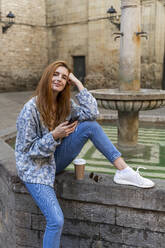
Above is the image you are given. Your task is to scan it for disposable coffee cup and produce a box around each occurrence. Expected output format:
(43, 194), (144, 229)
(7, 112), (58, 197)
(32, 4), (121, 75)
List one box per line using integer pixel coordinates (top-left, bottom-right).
(73, 158), (86, 180)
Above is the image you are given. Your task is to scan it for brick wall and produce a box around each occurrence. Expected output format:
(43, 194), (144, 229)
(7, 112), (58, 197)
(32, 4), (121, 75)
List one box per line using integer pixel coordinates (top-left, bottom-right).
(0, 0), (48, 91)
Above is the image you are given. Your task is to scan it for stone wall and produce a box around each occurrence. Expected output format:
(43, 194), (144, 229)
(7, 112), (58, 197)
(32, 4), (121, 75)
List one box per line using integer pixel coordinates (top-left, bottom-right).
(0, 0), (48, 91)
(141, 0), (165, 88)
(46, 0), (121, 89)
(46, 0), (165, 90)
(46, 0), (89, 68)
(0, 0), (165, 91)
(0, 134), (165, 248)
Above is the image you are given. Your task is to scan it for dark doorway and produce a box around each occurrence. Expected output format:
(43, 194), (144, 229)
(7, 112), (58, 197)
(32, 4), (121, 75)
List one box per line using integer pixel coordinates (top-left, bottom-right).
(162, 53), (165, 90)
(73, 56), (86, 83)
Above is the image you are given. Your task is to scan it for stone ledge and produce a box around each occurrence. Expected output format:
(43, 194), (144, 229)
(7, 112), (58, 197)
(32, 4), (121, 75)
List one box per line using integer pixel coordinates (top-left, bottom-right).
(55, 171), (165, 212)
(12, 171), (165, 212)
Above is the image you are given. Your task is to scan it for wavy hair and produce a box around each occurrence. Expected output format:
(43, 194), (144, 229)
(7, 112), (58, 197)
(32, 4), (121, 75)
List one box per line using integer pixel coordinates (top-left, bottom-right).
(34, 61), (71, 131)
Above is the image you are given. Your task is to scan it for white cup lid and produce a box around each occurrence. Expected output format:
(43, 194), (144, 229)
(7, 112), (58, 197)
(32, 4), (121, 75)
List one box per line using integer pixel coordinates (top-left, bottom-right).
(73, 158), (86, 165)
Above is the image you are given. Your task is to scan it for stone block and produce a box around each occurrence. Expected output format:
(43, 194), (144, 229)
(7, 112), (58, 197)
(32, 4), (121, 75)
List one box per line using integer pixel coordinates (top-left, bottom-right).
(15, 193), (39, 214)
(123, 227), (165, 248)
(61, 234), (80, 248)
(91, 240), (125, 248)
(59, 199), (116, 224)
(31, 213), (45, 231)
(16, 227), (40, 248)
(116, 207), (165, 233)
(100, 224), (123, 243)
(80, 238), (96, 248)
(0, 232), (16, 248)
(122, 246), (142, 248)
(63, 219), (100, 239)
(75, 202), (115, 224)
(58, 199), (77, 219)
(15, 210), (31, 229)
(16, 246), (37, 248)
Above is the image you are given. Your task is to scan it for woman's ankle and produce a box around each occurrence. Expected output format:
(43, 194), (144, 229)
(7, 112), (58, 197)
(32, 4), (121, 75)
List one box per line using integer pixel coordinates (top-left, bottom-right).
(113, 157), (128, 170)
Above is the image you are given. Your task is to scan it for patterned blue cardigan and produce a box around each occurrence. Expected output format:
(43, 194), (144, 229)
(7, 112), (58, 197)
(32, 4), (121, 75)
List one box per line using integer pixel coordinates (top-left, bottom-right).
(15, 88), (99, 187)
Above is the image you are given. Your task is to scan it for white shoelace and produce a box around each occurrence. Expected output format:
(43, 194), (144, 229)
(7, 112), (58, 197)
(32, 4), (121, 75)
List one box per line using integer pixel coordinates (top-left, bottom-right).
(135, 167), (147, 185)
(136, 167), (147, 173)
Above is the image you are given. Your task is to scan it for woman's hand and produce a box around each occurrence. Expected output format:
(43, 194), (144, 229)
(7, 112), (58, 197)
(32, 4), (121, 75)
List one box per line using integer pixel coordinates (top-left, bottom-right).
(68, 73), (84, 92)
(52, 121), (78, 140)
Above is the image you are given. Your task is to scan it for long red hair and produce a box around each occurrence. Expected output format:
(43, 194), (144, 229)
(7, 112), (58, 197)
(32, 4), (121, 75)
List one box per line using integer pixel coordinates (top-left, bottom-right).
(34, 61), (71, 131)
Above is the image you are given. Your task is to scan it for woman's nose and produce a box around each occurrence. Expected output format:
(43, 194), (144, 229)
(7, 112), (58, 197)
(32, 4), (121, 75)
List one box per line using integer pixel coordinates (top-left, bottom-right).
(57, 74), (62, 80)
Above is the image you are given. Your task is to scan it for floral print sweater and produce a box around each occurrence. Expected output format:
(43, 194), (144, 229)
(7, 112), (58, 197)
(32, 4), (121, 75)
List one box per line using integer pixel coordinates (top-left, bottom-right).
(15, 88), (99, 187)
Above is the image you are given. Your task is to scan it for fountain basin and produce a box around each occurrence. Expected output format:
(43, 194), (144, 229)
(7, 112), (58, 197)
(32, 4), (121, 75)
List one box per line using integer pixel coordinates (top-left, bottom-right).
(90, 89), (165, 112)
(90, 88), (165, 151)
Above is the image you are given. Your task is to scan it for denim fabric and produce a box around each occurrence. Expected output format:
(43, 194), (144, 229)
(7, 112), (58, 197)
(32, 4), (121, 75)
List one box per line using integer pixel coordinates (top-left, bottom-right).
(55, 121), (121, 174)
(25, 182), (64, 248)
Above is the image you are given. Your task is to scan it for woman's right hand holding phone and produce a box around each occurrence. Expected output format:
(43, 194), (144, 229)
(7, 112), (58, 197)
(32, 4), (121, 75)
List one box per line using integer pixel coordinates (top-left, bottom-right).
(52, 121), (78, 140)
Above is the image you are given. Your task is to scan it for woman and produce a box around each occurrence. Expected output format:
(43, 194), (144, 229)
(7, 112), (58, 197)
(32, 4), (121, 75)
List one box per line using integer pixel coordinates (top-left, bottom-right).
(15, 60), (154, 248)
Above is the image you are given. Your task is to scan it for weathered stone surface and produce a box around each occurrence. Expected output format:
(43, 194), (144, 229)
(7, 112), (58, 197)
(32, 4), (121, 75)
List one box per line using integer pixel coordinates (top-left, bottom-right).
(31, 213), (45, 231)
(61, 234), (80, 248)
(122, 227), (165, 248)
(116, 207), (165, 233)
(100, 224), (123, 243)
(56, 172), (165, 211)
(15, 211), (31, 229)
(63, 219), (100, 239)
(15, 193), (39, 214)
(1, 159), (165, 247)
(0, 0), (48, 92)
(59, 199), (116, 224)
(16, 227), (40, 248)
(0, 0), (164, 91)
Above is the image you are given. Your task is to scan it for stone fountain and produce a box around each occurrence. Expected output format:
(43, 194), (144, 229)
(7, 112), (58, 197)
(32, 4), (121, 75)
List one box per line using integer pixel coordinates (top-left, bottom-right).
(91, 0), (165, 153)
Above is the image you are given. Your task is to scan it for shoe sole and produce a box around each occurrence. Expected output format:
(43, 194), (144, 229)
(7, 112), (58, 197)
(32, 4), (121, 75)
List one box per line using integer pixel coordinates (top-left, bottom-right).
(113, 178), (155, 188)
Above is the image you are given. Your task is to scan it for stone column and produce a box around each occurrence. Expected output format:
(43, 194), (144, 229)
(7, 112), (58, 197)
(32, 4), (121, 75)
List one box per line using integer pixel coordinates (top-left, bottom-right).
(119, 0), (141, 91)
(118, 111), (139, 149)
(118, 0), (141, 150)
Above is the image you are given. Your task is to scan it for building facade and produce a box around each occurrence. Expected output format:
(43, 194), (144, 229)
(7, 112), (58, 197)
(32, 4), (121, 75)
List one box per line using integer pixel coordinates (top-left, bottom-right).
(0, 0), (165, 91)
(0, 0), (48, 91)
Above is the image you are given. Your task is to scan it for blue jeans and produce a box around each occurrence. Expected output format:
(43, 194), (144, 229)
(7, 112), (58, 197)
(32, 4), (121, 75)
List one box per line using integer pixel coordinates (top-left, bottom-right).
(55, 121), (121, 173)
(25, 182), (64, 248)
(25, 121), (121, 248)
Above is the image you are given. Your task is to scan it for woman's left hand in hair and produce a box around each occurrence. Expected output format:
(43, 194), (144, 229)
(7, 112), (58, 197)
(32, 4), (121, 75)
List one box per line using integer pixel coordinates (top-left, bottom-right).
(68, 73), (84, 92)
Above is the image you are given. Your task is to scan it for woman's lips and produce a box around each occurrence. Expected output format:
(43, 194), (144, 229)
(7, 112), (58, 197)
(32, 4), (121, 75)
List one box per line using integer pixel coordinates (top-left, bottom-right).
(52, 82), (62, 87)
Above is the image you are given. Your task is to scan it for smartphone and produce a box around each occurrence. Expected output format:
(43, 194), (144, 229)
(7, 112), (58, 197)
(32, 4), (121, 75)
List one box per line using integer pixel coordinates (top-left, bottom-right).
(67, 117), (79, 124)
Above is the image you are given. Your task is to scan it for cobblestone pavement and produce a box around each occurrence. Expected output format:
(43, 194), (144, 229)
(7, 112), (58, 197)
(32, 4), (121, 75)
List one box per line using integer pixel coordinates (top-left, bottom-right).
(0, 91), (33, 134)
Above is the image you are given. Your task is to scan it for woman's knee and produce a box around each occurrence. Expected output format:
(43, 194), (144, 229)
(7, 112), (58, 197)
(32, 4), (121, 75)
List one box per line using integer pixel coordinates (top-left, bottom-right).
(79, 120), (101, 130)
(47, 210), (64, 230)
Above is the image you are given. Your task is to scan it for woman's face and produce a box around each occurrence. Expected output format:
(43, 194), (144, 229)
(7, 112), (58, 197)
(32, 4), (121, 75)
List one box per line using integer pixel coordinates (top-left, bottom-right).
(51, 66), (69, 93)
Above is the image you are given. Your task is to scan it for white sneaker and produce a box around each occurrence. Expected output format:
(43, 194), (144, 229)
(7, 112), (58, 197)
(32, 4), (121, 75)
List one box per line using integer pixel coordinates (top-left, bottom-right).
(113, 167), (155, 188)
